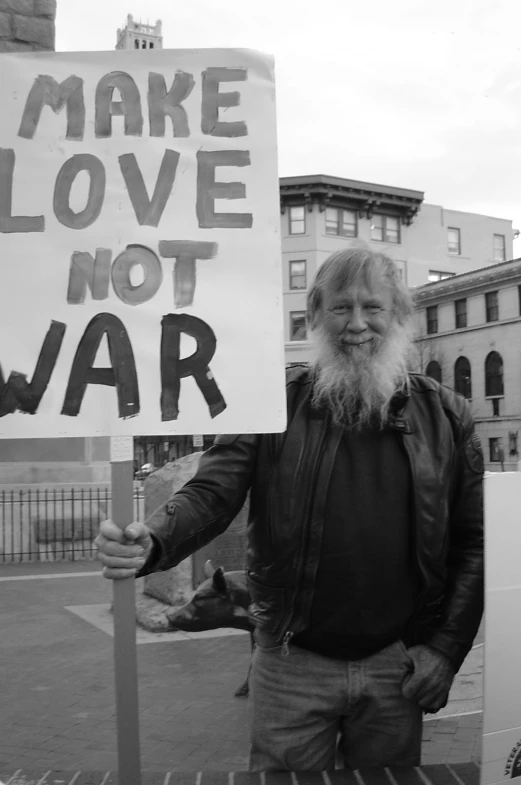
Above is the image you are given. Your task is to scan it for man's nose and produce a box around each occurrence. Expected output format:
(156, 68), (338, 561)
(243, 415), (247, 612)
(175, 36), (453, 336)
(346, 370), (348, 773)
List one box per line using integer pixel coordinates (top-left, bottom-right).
(346, 308), (367, 333)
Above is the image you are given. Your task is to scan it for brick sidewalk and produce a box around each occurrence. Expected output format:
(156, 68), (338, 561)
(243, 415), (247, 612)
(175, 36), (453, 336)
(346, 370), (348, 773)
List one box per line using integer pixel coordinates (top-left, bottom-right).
(0, 562), (482, 774)
(0, 763), (481, 785)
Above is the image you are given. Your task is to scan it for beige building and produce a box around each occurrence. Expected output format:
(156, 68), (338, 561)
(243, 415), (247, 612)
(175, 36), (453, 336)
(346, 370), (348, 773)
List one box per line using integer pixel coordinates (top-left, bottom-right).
(411, 258), (521, 472)
(281, 174), (515, 366)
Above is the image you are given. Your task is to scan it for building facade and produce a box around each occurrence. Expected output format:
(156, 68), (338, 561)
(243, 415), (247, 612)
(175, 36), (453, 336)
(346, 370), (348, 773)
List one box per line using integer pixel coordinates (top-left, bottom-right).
(411, 258), (521, 472)
(281, 175), (515, 366)
(116, 14), (162, 51)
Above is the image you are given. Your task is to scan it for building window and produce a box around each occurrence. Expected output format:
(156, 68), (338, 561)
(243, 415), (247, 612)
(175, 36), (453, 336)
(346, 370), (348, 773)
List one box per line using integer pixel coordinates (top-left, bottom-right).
(426, 305), (438, 334)
(518, 285), (521, 316)
(448, 228), (461, 255)
(485, 290), (499, 322)
(150, 42), (154, 48)
(455, 298), (467, 329)
(426, 360), (442, 383)
(492, 398), (500, 417)
(428, 271), (455, 282)
(142, 40), (147, 48)
(493, 234), (506, 262)
(325, 208), (357, 238)
(289, 260), (306, 290)
(509, 431), (518, 457)
(454, 356), (472, 399)
(394, 260), (407, 282)
(370, 215), (400, 244)
(485, 351), (504, 397)
(134, 39), (140, 48)
(290, 311), (307, 341)
(289, 206), (306, 235)
(489, 437), (503, 462)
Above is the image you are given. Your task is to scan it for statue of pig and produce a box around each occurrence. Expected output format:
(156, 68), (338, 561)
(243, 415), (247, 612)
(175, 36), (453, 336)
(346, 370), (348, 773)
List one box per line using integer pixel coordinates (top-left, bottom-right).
(166, 560), (253, 698)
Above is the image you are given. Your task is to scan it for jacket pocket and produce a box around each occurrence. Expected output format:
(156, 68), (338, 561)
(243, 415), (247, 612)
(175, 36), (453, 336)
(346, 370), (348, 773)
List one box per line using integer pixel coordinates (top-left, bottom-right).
(246, 572), (286, 634)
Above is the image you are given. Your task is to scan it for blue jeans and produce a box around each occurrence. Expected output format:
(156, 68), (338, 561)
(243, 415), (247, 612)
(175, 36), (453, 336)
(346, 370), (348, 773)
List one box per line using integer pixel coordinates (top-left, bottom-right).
(248, 635), (423, 771)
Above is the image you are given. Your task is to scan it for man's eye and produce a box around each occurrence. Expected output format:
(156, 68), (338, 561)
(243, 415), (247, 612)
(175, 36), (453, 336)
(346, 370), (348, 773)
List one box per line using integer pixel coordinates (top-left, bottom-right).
(332, 306), (349, 314)
(367, 305), (383, 313)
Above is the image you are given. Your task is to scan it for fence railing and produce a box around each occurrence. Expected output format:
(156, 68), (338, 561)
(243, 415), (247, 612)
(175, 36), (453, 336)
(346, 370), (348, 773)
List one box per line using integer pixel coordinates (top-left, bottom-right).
(0, 486), (145, 563)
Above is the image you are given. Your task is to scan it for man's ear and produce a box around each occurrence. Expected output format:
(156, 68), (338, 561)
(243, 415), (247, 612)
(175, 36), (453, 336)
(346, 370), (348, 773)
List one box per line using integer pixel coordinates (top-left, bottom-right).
(212, 566), (228, 594)
(204, 560), (215, 578)
(306, 286), (322, 331)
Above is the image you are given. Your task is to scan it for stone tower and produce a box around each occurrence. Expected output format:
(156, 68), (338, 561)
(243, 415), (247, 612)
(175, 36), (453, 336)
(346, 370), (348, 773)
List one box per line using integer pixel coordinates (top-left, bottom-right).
(116, 13), (162, 50)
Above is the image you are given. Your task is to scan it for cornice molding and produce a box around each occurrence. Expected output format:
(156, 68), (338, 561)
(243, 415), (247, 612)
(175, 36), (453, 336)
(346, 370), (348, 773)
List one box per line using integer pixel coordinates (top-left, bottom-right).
(413, 259), (521, 304)
(279, 176), (424, 226)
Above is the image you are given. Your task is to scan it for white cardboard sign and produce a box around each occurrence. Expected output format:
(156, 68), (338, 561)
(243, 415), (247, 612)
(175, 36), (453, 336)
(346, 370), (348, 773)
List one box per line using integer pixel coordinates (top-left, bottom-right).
(0, 49), (286, 438)
(482, 472), (521, 784)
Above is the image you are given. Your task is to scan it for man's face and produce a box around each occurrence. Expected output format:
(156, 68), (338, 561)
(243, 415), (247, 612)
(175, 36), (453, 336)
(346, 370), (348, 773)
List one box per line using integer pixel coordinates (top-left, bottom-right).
(319, 274), (394, 357)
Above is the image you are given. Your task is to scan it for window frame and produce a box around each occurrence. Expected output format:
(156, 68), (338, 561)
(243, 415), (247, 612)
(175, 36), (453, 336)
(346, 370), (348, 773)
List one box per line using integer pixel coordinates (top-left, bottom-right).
(325, 207), (358, 238)
(454, 356), (472, 399)
(454, 298), (467, 329)
(489, 437), (503, 462)
(426, 305), (438, 335)
(426, 360), (442, 384)
(289, 310), (307, 342)
(485, 350), (504, 398)
(448, 227), (461, 255)
(289, 260), (307, 291)
(428, 271), (455, 283)
(288, 206), (306, 236)
(485, 290), (499, 322)
(370, 214), (401, 244)
(493, 234), (506, 262)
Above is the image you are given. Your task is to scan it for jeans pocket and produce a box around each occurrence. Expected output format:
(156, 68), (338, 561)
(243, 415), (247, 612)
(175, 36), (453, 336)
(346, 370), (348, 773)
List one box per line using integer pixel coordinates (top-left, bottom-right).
(253, 628), (282, 654)
(396, 639), (415, 669)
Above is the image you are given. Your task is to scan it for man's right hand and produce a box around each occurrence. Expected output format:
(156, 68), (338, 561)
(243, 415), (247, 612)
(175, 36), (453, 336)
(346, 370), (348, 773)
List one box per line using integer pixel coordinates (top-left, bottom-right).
(94, 520), (153, 579)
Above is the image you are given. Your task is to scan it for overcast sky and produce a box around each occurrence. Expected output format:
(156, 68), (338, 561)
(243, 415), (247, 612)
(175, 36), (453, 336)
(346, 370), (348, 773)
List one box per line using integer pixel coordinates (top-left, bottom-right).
(55, 0), (521, 254)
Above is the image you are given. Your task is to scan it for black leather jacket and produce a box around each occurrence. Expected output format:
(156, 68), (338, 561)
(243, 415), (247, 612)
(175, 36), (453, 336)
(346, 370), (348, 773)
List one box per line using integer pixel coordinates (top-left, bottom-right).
(141, 365), (484, 673)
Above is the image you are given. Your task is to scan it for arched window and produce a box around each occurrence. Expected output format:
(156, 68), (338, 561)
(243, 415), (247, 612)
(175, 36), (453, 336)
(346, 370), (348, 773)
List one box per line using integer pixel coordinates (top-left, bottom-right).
(134, 39), (140, 48)
(426, 360), (442, 383)
(485, 351), (504, 396)
(454, 356), (472, 399)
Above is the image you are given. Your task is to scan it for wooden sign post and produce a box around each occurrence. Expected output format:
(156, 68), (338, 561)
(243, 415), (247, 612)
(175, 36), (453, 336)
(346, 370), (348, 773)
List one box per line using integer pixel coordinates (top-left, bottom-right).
(111, 436), (141, 784)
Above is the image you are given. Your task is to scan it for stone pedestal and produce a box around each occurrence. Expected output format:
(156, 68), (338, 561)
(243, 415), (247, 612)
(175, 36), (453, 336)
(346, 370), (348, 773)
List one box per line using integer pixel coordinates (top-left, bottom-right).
(142, 450), (250, 606)
(143, 453), (203, 606)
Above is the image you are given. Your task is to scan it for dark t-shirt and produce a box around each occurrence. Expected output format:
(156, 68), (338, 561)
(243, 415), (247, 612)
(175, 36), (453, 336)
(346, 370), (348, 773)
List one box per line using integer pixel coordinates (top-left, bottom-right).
(292, 422), (418, 660)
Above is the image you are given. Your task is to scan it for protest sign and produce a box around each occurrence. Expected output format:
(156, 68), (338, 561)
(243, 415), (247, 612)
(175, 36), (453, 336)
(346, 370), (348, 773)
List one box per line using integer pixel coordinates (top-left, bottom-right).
(0, 48), (285, 438)
(482, 471), (521, 785)
(0, 48), (284, 783)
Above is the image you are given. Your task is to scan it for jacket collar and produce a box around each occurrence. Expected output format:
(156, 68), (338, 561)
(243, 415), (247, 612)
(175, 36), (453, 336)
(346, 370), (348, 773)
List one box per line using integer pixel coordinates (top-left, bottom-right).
(388, 375), (411, 417)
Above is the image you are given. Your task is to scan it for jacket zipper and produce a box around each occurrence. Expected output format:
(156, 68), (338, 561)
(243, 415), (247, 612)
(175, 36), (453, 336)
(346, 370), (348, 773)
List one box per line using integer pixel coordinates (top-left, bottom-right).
(399, 422), (429, 619)
(278, 424), (328, 647)
(281, 631), (294, 656)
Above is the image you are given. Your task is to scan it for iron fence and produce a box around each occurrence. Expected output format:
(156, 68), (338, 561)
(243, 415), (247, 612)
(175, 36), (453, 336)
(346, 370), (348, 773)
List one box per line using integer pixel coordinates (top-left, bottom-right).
(0, 486), (145, 563)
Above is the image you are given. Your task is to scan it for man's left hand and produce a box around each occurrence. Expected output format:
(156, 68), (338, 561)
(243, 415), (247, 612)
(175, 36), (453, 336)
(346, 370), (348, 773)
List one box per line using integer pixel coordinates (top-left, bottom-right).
(401, 645), (456, 713)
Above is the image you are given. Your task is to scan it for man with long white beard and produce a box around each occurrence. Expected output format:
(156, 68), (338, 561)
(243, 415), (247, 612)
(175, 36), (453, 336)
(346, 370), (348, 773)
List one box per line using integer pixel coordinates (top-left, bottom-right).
(95, 245), (484, 771)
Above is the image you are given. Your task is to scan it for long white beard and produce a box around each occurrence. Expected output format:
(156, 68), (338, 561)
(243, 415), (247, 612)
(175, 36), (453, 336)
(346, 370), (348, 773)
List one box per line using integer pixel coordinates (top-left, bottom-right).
(309, 321), (413, 428)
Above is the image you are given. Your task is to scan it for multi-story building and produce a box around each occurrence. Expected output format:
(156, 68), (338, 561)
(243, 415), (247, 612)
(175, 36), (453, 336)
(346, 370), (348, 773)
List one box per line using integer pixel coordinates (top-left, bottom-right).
(281, 174), (515, 366)
(411, 258), (521, 472)
(116, 14), (162, 51)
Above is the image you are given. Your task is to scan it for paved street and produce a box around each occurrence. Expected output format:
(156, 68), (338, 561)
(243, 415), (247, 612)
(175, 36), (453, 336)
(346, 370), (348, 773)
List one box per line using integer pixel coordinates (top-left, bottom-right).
(0, 561), (483, 777)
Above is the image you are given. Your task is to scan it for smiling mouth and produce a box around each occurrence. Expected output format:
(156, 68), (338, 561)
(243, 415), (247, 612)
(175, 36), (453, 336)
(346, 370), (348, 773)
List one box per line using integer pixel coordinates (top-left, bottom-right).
(342, 339), (373, 347)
